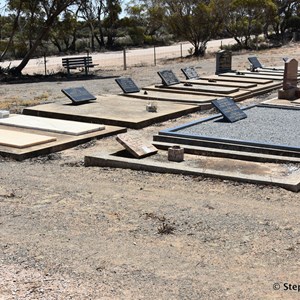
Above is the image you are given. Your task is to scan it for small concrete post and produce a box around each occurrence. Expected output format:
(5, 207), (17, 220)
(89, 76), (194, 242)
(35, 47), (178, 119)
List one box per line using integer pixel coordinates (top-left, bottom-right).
(168, 146), (184, 162)
(123, 49), (127, 70)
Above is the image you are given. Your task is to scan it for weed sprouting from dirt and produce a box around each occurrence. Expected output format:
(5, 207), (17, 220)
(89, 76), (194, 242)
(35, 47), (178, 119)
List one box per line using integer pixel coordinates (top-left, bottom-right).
(157, 222), (175, 235)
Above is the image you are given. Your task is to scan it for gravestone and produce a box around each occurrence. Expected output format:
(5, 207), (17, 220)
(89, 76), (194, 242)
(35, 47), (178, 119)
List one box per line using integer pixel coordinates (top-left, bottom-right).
(211, 98), (247, 123)
(215, 50), (232, 74)
(115, 77), (140, 93)
(181, 67), (200, 80)
(248, 56), (263, 71)
(278, 58), (299, 100)
(157, 70), (180, 86)
(116, 133), (158, 158)
(61, 87), (96, 104)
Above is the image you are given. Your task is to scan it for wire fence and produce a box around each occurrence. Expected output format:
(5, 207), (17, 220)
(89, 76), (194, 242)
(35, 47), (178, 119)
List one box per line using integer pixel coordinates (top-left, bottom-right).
(0, 40), (229, 75)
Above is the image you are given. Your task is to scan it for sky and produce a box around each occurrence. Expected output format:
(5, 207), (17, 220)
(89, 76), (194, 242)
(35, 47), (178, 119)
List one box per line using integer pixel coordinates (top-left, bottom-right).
(0, 0), (130, 16)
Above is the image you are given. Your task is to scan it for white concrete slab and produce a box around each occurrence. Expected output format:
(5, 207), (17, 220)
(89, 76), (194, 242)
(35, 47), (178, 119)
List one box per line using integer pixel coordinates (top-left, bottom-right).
(0, 115), (105, 136)
(0, 129), (56, 148)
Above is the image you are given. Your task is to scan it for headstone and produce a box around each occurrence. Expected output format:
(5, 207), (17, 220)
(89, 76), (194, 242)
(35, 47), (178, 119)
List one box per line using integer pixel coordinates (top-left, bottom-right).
(211, 98), (247, 123)
(248, 56), (263, 71)
(181, 67), (200, 80)
(115, 77), (140, 93)
(278, 58), (299, 100)
(283, 58), (298, 90)
(116, 133), (158, 158)
(157, 70), (180, 86)
(61, 87), (96, 104)
(215, 50), (232, 74)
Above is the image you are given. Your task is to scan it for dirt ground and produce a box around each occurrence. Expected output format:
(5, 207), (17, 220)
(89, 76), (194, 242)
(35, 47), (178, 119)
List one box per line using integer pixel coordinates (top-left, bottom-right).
(1, 44), (300, 300)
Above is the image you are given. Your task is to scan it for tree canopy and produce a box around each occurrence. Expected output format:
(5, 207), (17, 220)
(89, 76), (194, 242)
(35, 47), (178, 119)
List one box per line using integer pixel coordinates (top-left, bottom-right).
(0, 0), (299, 74)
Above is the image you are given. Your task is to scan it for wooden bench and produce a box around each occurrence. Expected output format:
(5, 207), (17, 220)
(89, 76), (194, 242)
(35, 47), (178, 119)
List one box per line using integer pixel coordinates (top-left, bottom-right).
(62, 56), (98, 76)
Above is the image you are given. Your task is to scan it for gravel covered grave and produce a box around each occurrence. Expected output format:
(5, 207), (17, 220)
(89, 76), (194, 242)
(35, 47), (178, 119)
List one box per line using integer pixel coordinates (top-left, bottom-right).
(175, 106), (300, 148)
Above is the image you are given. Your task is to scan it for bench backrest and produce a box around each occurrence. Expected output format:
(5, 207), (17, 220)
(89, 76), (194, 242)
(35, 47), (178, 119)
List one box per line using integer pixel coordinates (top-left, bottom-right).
(62, 56), (93, 67)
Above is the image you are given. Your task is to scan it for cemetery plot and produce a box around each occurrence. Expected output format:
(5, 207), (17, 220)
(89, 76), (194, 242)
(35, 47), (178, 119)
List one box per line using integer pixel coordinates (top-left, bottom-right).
(157, 106), (300, 154)
(154, 83), (239, 94)
(219, 71), (286, 81)
(121, 90), (216, 106)
(23, 95), (200, 129)
(0, 115), (105, 135)
(0, 124), (126, 160)
(143, 85), (252, 101)
(85, 148), (300, 192)
(0, 129), (56, 148)
(200, 75), (273, 84)
(62, 87), (96, 104)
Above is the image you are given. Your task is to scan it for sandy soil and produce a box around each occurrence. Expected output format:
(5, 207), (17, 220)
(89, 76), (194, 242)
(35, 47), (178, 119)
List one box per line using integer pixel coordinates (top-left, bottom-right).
(1, 43), (300, 299)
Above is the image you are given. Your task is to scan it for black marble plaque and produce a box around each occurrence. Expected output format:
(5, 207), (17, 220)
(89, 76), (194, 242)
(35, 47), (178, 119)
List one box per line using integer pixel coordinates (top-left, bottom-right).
(181, 67), (200, 80)
(248, 56), (262, 70)
(115, 78), (140, 93)
(61, 87), (96, 104)
(157, 70), (180, 86)
(216, 50), (232, 74)
(211, 98), (247, 123)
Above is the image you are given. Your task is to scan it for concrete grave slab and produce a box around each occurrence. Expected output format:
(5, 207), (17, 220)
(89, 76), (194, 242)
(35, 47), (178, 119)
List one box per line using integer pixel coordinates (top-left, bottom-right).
(200, 74), (273, 84)
(143, 85), (252, 101)
(85, 150), (300, 192)
(153, 83), (240, 94)
(181, 78), (257, 89)
(0, 124), (126, 160)
(120, 90), (216, 106)
(23, 95), (201, 129)
(0, 129), (56, 148)
(218, 71), (285, 81)
(116, 133), (158, 158)
(0, 115), (105, 135)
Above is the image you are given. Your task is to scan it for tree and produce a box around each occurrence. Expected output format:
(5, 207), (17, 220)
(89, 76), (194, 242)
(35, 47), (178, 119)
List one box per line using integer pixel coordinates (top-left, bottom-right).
(271, 1), (300, 40)
(9, 0), (79, 75)
(225, 0), (277, 49)
(163, 0), (226, 56)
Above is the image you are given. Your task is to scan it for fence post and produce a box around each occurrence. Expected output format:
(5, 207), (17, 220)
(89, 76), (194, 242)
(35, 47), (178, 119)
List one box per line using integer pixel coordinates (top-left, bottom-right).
(180, 43), (183, 58)
(154, 46), (156, 66)
(44, 52), (47, 75)
(123, 49), (127, 70)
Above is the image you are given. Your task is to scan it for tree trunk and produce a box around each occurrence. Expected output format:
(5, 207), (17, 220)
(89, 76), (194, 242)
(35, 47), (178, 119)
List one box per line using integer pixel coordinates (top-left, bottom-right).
(0, 2), (23, 62)
(11, 1), (76, 75)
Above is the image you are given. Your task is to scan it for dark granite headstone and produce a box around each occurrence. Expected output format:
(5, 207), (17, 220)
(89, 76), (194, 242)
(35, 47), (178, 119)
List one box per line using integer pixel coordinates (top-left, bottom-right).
(157, 70), (180, 86)
(181, 67), (200, 80)
(61, 87), (96, 104)
(115, 78), (140, 93)
(248, 56), (263, 71)
(216, 50), (232, 74)
(211, 98), (247, 123)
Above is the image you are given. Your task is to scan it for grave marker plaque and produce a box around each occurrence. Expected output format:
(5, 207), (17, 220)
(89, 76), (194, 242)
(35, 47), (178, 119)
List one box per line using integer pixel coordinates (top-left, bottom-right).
(157, 70), (180, 86)
(211, 98), (247, 123)
(115, 77), (140, 93)
(116, 133), (158, 158)
(248, 56), (263, 71)
(216, 50), (232, 74)
(61, 87), (96, 104)
(181, 67), (200, 80)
